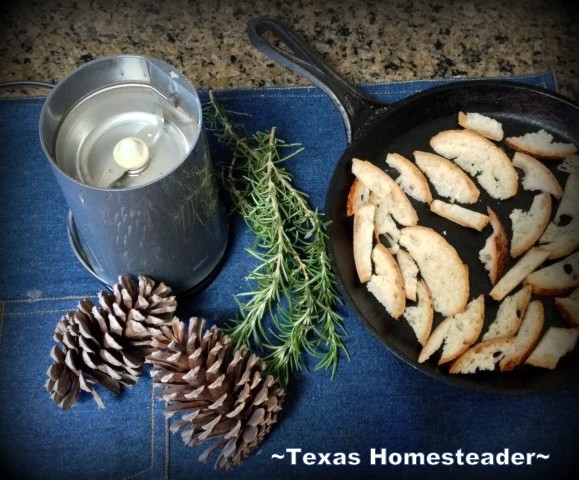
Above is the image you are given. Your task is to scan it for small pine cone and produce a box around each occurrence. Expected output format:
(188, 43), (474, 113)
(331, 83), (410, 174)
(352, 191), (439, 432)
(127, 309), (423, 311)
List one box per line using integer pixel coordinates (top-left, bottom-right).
(46, 276), (176, 410)
(147, 317), (285, 470)
(99, 275), (177, 357)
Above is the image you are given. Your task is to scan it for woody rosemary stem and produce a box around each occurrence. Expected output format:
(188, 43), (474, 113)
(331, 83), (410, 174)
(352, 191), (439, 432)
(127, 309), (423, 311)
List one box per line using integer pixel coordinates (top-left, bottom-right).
(206, 90), (348, 385)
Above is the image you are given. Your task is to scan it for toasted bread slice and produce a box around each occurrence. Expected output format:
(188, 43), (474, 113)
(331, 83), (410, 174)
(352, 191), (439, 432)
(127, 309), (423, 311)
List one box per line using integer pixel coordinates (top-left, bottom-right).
(558, 154), (579, 174)
(439, 295), (485, 364)
(524, 250), (579, 296)
(458, 111), (504, 141)
(430, 129), (518, 200)
(367, 244), (406, 319)
(449, 338), (514, 374)
(418, 315), (453, 363)
(370, 193), (402, 247)
(478, 207), (508, 286)
(538, 173), (579, 259)
(413, 150), (480, 204)
(482, 285), (532, 342)
(555, 287), (579, 327)
(385, 153), (432, 203)
(352, 158), (418, 226)
(346, 178), (370, 217)
(418, 295), (484, 364)
(505, 129), (577, 160)
(399, 226), (469, 316)
(512, 152), (563, 199)
(509, 193), (552, 258)
(499, 300), (545, 371)
(396, 248), (419, 301)
(353, 203), (375, 283)
(489, 246), (551, 301)
(429, 200), (490, 231)
(403, 280), (434, 347)
(526, 326), (579, 369)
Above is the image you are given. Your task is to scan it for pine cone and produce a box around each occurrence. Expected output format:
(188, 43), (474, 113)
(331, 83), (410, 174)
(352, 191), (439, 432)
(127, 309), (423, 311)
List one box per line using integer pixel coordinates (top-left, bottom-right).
(147, 317), (285, 470)
(46, 275), (176, 410)
(100, 275), (177, 353)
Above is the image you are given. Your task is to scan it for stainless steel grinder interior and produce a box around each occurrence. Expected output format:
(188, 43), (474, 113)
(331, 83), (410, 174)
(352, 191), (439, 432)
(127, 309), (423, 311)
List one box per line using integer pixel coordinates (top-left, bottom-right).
(40, 55), (228, 293)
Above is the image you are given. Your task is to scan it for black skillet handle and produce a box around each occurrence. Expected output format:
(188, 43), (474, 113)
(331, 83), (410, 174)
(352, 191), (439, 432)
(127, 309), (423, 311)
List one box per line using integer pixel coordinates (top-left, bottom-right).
(247, 18), (385, 143)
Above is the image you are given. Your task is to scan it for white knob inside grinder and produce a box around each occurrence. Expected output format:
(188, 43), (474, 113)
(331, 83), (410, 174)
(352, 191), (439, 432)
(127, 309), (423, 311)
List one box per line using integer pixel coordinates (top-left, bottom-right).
(113, 136), (150, 171)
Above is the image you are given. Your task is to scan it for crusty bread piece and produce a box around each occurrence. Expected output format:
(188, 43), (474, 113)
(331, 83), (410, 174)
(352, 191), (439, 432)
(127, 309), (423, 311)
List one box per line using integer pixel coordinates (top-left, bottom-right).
(367, 244), (406, 319)
(538, 173), (579, 259)
(499, 300), (545, 371)
(352, 158), (418, 226)
(429, 199), (490, 231)
(509, 193), (552, 258)
(458, 111), (504, 142)
(482, 285), (532, 342)
(557, 154), (579, 173)
(489, 246), (551, 301)
(439, 295), (484, 364)
(512, 152), (563, 199)
(413, 150), (480, 204)
(430, 129), (518, 200)
(396, 248), (419, 301)
(418, 295), (484, 364)
(449, 338), (514, 374)
(346, 178), (370, 216)
(370, 193), (401, 247)
(403, 279), (434, 347)
(418, 315), (453, 363)
(524, 250), (579, 296)
(353, 203), (375, 283)
(555, 287), (579, 327)
(399, 226), (469, 316)
(479, 207), (508, 286)
(505, 129), (577, 160)
(525, 326), (579, 369)
(385, 153), (433, 204)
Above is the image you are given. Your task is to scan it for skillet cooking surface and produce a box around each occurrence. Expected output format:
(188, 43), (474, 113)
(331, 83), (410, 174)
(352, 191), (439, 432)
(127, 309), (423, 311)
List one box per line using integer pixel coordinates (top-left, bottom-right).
(325, 81), (579, 394)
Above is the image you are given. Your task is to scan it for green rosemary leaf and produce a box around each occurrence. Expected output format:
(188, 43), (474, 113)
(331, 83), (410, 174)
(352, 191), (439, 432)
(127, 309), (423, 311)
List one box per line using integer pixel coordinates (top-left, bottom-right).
(206, 90), (347, 385)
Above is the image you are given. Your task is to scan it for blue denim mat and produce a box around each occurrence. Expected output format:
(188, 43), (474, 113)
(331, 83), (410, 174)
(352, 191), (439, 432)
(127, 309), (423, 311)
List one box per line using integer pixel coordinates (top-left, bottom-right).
(1, 72), (577, 480)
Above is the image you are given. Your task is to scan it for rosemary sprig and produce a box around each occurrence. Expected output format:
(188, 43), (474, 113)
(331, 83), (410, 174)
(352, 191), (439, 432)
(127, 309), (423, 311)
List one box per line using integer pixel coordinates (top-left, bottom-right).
(207, 90), (347, 385)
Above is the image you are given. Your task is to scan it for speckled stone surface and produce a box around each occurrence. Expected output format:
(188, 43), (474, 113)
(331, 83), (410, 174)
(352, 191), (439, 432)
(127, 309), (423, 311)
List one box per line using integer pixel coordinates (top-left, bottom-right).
(0, 0), (578, 100)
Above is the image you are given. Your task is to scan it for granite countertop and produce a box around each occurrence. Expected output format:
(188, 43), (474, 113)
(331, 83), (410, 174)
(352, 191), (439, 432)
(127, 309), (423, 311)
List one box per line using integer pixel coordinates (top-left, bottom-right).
(0, 0), (577, 101)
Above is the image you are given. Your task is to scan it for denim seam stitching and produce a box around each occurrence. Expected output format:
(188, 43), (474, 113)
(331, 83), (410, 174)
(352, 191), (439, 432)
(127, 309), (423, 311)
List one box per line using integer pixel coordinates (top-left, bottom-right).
(123, 382), (158, 479)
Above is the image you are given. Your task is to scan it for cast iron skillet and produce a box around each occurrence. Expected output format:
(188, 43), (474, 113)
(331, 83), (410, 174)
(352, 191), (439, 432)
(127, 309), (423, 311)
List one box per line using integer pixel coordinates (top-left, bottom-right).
(247, 18), (579, 394)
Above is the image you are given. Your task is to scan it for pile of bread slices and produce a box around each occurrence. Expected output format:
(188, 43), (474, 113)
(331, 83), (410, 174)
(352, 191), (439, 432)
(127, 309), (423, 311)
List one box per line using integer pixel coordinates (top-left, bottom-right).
(348, 111), (578, 374)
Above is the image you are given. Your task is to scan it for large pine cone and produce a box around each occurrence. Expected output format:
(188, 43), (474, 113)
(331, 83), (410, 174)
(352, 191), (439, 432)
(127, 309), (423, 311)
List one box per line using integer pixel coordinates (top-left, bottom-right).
(46, 276), (176, 410)
(147, 317), (285, 470)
